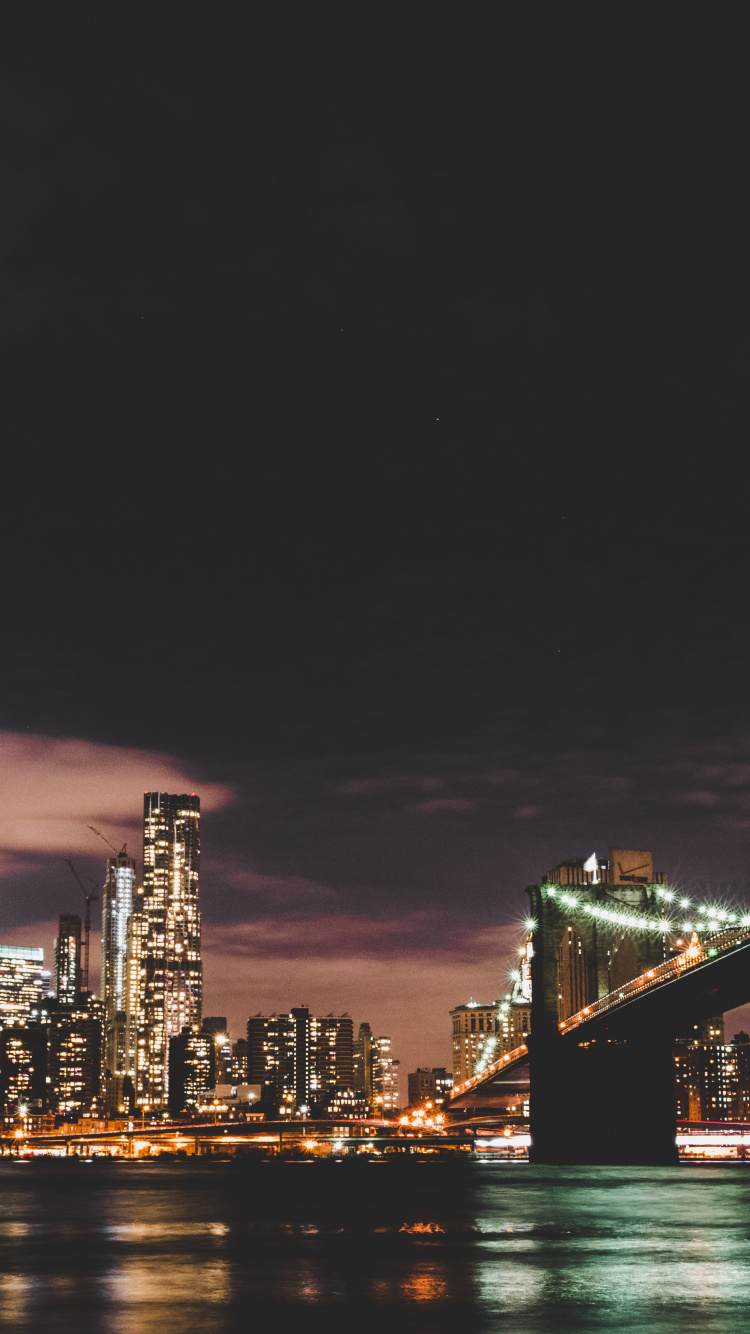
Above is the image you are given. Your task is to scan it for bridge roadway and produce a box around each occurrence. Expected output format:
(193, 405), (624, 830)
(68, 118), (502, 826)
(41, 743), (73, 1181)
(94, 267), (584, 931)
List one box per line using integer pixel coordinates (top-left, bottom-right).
(2, 1118), (477, 1158)
(449, 925), (750, 1163)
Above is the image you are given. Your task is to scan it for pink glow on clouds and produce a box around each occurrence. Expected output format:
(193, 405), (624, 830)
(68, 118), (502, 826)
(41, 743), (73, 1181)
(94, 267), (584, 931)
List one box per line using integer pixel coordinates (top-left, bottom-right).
(222, 868), (333, 903)
(0, 732), (233, 860)
(410, 798), (476, 814)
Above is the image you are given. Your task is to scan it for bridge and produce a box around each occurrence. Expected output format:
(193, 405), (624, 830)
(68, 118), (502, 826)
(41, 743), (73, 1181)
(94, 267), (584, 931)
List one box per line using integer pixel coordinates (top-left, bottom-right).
(449, 848), (750, 1164)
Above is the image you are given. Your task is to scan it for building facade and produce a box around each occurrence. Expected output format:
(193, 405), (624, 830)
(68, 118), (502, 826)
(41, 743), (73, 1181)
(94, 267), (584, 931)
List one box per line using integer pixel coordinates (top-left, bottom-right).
(407, 1066), (452, 1107)
(140, 793), (202, 1107)
(372, 1035), (400, 1112)
(47, 998), (103, 1118)
(0, 945), (48, 1021)
(451, 1001), (497, 1086)
(101, 846), (136, 1076)
(353, 1021), (374, 1103)
(0, 1024), (48, 1114)
(674, 1032), (750, 1121)
(247, 1009), (356, 1115)
(168, 1026), (215, 1116)
(55, 916), (82, 1005)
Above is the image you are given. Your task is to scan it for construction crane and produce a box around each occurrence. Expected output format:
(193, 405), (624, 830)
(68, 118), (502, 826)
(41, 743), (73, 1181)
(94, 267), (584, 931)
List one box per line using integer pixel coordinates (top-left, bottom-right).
(64, 860), (100, 994)
(88, 824), (127, 858)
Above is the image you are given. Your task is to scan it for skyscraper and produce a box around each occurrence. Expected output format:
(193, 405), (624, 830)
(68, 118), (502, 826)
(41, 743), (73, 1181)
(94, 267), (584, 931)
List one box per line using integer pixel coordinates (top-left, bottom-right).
(139, 793), (202, 1107)
(55, 916), (82, 1004)
(101, 845), (136, 1076)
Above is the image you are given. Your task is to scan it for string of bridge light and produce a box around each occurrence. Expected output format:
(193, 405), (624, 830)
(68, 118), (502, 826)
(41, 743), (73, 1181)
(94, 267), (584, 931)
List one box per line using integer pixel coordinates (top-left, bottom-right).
(536, 884), (750, 935)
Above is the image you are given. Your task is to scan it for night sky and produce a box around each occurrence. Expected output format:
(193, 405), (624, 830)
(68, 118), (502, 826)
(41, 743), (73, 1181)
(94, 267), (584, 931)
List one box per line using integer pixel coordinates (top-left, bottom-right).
(3, 10), (750, 1074)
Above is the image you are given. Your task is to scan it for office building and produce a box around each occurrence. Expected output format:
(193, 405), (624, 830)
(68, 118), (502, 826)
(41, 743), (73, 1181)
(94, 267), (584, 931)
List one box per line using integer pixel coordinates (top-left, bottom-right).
(0, 945), (49, 1021)
(451, 1001), (497, 1086)
(140, 793), (202, 1107)
(168, 1026), (216, 1116)
(101, 845), (136, 1075)
(407, 1066), (452, 1107)
(0, 1023), (48, 1114)
(372, 1035), (400, 1112)
(55, 916), (82, 1005)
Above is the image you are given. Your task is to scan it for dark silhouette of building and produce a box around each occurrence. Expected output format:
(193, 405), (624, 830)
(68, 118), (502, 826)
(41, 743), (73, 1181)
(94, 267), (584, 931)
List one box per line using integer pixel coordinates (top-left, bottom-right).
(168, 1026), (215, 1116)
(353, 1021), (373, 1103)
(231, 1038), (248, 1082)
(202, 1016), (232, 1082)
(408, 1066), (452, 1107)
(0, 1023), (48, 1114)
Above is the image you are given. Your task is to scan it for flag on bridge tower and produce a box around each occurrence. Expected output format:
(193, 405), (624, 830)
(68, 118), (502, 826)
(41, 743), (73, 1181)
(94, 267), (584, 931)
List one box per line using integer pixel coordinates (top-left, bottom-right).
(583, 853), (600, 884)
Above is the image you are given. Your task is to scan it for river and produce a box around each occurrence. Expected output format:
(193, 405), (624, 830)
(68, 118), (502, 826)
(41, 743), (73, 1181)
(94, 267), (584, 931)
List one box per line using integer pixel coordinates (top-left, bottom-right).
(2, 1159), (749, 1332)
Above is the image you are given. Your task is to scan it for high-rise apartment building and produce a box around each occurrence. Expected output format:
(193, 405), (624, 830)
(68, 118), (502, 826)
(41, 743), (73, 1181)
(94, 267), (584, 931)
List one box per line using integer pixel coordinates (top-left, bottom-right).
(48, 998), (103, 1118)
(247, 1012), (295, 1111)
(372, 1035), (400, 1112)
(0, 945), (49, 1021)
(451, 1001), (497, 1086)
(247, 1009), (355, 1115)
(139, 793), (202, 1107)
(55, 916), (82, 1004)
(101, 846), (136, 1075)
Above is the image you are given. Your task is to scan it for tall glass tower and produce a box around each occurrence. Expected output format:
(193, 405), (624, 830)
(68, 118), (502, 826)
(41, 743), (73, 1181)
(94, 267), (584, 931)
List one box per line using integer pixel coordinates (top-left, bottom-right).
(101, 845), (136, 1075)
(55, 915), (82, 1004)
(140, 793), (202, 1106)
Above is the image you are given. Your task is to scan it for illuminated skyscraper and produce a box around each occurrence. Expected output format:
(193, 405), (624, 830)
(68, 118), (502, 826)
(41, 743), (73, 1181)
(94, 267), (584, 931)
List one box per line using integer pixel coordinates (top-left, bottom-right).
(55, 915), (82, 1004)
(140, 793), (202, 1107)
(124, 885), (148, 1097)
(101, 845), (136, 1075)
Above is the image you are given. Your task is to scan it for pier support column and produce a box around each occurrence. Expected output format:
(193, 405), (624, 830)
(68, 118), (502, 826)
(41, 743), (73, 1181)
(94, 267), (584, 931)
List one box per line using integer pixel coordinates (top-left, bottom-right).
(530, 1030), (679, 1165)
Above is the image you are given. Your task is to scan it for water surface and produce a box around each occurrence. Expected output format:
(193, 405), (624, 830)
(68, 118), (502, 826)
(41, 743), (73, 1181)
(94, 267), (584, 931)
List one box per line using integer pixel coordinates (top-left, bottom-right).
(1, 1159), (749, 1332)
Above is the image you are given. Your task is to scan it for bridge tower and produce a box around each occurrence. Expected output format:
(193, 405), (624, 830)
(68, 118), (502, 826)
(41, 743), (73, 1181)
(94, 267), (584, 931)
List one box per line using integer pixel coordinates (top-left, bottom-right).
(527, 848), (680, 1164)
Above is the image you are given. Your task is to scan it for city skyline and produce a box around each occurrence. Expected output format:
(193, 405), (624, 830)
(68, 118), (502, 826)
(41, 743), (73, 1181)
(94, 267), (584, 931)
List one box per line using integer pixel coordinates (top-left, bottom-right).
(5, 802), (750, 1080)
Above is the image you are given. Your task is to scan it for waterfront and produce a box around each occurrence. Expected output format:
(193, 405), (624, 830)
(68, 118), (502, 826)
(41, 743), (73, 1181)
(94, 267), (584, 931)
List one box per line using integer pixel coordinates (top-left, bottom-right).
(2, 1161), (750, 1332)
